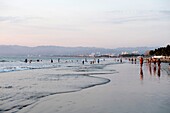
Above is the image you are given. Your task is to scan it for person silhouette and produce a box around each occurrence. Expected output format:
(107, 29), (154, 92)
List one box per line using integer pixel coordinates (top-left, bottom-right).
(140, 57), (143, 67)
(97, 59), (100, 64)
(51, 59), (53, 63)
(24, 59), (28, 63)
(120, 58), (122, 63)
(134, 58), (136, 64)
(131, 58), (133, 64)
(58, 58), (60, 63)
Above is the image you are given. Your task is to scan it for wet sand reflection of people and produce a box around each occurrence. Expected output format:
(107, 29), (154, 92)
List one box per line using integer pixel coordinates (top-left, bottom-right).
(153, 64), (156, 76)
(157, 59), (161, 77)
(157, 59), (161, 67)
(140, 67), (144, 80)
(149, 63), (152, 75)
(157, 66), (161, 77)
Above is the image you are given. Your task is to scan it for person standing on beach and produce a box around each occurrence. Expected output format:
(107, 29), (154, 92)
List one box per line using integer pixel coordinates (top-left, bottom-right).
(51, 59), (53, 63)
(82, 60), (84, 65)
(58, 58), (60, 63)
(131, 58), (133, 64)
(24, 59), (28, 63)
(120, 58), (122, 63)
(97, 59), (100, 64)
(85, 58), (87, 62)
(140, 57), (143, 67)
(29, 60), (32, 63)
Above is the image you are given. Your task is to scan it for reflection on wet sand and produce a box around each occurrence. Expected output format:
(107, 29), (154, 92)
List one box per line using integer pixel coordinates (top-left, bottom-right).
(157, 66), (161, 78)
(147, 62), (161, 78)
(149, 63), (152, 75)
(140, 60), (162, 80)
(140, 67), (143, 80)
(153, 65), (156, 76)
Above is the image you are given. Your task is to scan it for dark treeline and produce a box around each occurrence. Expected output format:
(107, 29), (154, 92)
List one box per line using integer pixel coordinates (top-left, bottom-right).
(120, 53), (141, 57)
(149, 45), (170, 56)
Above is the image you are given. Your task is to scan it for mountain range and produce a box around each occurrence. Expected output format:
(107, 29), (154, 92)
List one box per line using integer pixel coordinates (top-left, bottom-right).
(0, 45), (157, 56)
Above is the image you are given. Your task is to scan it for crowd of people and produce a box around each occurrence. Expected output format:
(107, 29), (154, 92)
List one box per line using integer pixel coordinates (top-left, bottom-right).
(24, 58), (102, 65)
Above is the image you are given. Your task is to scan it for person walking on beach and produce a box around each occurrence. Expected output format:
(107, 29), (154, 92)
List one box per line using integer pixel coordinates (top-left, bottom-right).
(140, 57), (143, 67)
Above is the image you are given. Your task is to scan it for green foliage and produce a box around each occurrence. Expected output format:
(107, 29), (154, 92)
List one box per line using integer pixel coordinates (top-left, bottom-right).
(149, 45), (170, 56)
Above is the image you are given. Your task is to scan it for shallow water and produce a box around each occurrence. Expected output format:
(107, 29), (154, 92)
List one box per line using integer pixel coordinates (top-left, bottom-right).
(0, 56), (101, 73)
(0, 58), (116, 112)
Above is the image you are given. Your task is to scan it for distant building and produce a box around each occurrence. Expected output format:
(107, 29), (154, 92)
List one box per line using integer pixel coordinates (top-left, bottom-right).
(132, 51), (139, 54)
(121, 52), (129, 55)
(89, 53), (95, 57)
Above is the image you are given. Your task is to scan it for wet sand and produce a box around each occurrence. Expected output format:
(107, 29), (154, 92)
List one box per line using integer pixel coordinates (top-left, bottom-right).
(19, 63), (170, 113)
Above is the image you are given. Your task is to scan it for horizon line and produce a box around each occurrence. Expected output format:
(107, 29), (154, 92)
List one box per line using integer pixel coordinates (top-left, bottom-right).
(0, 44), (160, 49)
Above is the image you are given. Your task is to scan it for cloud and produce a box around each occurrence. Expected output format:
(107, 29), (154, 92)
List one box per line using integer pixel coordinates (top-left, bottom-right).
(0, 16), (82, 32)
(0, 16), (43, 23)
(99, 10), (170, 24)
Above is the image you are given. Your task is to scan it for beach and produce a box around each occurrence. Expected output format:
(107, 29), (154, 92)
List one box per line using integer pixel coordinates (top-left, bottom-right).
(0, 58), (170, 113)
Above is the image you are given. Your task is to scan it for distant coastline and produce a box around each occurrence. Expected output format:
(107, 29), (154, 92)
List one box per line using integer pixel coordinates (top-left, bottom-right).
(0, 45), (157, 57)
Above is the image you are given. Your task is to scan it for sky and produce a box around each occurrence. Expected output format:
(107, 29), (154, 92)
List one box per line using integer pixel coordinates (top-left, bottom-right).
(0, 0), (170, 48)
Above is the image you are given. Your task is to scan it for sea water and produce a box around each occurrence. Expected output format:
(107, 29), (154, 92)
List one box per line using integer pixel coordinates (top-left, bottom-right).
(0, 56), (117, 112)
(0, 56), (84, 73)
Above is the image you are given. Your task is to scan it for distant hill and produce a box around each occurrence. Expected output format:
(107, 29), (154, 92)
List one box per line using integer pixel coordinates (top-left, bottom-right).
(0, 45), (157, 56)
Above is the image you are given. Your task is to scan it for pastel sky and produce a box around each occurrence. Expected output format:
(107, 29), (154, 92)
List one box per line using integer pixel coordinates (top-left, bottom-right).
(0, 0), (170, 48)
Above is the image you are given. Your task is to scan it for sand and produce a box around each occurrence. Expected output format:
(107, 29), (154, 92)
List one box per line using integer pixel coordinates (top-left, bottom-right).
(17, 62), (170, 113)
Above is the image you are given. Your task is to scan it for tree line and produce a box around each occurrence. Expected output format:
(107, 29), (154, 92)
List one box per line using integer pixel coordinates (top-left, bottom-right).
(149, 45), (170, 56)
